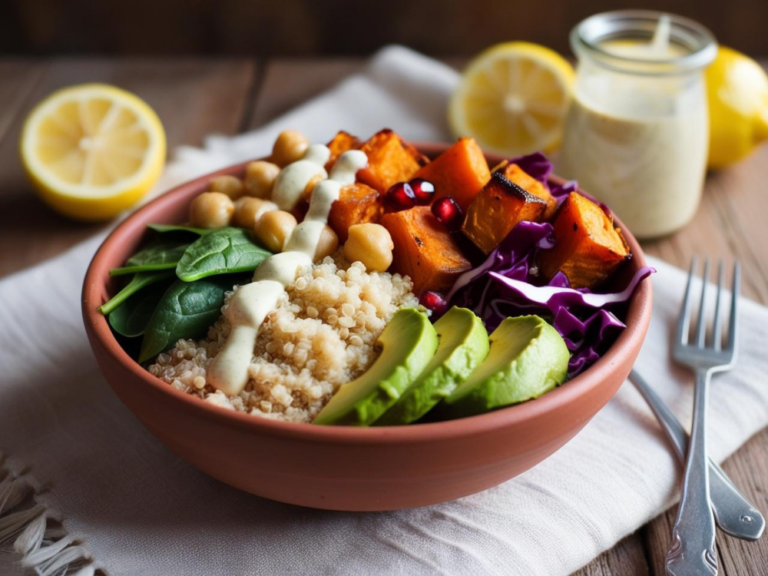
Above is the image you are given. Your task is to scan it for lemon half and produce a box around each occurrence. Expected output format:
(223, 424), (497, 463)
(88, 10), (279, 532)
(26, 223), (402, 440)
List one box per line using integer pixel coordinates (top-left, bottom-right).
(21, 84), (166, 221)
(449, 42), (574, 157)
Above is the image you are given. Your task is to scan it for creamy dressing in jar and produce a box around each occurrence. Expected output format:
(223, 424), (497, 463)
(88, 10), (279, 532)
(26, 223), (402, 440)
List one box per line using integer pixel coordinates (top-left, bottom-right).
(207, 147), (368, 396)
(556, 12), (717, 239)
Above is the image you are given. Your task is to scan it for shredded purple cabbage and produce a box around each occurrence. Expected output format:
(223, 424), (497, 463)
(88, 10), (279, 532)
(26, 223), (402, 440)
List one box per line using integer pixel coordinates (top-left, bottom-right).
(446, 153), (654, 377)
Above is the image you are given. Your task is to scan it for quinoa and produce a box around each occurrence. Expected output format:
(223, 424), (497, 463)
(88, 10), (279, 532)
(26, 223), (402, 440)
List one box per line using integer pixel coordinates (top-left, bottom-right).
(148, 254), (419, 423)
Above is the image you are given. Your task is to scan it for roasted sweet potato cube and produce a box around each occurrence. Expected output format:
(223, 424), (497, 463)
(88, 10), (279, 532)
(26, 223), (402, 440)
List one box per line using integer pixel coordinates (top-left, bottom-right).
(462, 172), (548, 255)
(356, 129), (427, 194)
(414, 137), (490, 210)
(538, 192), (630, 289)
(381, 206), (472, 295)
(325, 131), (361, 171)
(494, 161), (557, 220)
(328, 183), (383, 243)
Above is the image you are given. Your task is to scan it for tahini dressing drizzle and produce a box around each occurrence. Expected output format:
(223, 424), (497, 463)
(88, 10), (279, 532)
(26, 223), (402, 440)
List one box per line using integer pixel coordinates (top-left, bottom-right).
(207, 146), (368, 395)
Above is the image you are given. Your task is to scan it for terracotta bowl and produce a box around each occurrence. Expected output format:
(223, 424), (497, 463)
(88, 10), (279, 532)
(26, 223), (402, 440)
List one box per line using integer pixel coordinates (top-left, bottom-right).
(82, 142), (652, 511)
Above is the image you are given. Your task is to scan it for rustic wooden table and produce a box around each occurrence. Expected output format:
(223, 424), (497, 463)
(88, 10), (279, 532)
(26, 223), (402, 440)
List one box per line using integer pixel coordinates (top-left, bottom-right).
(0, 57), (766, 575)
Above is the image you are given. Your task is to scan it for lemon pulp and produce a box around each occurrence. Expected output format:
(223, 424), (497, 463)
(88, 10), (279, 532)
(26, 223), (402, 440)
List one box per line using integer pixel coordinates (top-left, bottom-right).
(449, 42), (574, 157)
(21, 84), (166, 221)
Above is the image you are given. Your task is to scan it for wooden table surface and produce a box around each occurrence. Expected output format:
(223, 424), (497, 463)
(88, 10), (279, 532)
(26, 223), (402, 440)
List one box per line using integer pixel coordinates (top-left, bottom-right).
(1, 56), (766, 575)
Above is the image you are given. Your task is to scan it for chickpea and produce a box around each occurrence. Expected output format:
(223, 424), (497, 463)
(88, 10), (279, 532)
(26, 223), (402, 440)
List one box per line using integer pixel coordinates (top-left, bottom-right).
(314, 225), (339, 261)
(271, 130), (309, 167)
(244, 161), (280, 198)
(189, 192), (234, 229)
(255, 210), (297, 253)
(343, 223), (394, 272)
(233, 197), (277, 228)
(208, 175), (244, 199)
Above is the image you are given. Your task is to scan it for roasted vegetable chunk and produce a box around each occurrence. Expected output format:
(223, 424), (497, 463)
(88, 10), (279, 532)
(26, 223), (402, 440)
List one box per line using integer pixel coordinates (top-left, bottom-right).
(328, 183), (383, 243)
(356, 129), (427, 194)
(538, 192), (630, 289)
(325, 131), (361, 171)
(462, 172), (548, 255)
(381, 206), (472, 295)
(414, 137), (490, 210)
(493, 161), (557, 220)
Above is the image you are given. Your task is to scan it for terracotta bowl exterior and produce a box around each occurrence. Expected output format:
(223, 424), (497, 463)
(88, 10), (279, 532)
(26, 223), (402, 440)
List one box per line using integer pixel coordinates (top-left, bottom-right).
(82, 143), (652, 511)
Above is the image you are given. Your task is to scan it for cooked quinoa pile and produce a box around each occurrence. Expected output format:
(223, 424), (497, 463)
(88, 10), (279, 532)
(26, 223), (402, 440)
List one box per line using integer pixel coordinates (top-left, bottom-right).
(149, 254), (419, 423)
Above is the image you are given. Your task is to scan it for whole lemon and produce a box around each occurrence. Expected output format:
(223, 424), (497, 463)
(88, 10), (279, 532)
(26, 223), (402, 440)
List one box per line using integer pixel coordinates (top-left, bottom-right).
(706, 46), (768, 169)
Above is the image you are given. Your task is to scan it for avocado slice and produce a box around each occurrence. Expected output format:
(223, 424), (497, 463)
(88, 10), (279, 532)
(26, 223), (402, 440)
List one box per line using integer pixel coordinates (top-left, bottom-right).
(313, 308), (438, 426)
(375, 307), (489, 426)
(441, 315), (569, 418)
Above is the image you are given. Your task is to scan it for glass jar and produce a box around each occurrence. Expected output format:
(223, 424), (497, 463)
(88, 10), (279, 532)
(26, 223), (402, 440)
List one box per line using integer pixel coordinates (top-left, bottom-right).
(556, 11), (717, 239)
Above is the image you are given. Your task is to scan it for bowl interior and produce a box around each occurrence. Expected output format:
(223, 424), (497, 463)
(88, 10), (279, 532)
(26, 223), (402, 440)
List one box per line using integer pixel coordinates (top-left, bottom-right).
(82, 142), (652, 443)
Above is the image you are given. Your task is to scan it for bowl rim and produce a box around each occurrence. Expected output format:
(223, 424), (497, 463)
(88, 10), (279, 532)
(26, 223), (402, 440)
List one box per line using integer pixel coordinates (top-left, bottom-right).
(82, 141), (652, 444)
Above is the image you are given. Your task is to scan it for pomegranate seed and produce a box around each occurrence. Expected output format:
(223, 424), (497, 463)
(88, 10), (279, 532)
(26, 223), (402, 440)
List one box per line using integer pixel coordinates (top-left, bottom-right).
(386, 182), (416, 211)
(431, 196), (463, 231)
(420, 290), (449, 315)
(409, 178), (435, 204)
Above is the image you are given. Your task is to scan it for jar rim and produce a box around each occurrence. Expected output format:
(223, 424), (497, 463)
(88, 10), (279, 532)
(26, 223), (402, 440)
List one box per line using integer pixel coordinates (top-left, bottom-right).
(572, 10), (717, 76)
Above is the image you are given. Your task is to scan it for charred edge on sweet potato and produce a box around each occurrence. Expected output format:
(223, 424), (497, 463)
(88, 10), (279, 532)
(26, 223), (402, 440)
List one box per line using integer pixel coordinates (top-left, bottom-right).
(462, 172), (548, 255)
(538, 192), (630, 289)
(492, 160), (557, 220)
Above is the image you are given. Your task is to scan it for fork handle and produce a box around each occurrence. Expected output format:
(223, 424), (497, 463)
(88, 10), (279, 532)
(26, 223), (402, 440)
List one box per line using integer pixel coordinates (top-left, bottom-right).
(666, 369), (718, 576)
(629, 370), (764, 541)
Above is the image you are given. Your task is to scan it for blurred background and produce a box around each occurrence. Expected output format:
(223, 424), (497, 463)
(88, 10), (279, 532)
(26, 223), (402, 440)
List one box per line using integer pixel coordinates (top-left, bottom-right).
(2, 0), (766, 56)
(2, 0), (768, 278)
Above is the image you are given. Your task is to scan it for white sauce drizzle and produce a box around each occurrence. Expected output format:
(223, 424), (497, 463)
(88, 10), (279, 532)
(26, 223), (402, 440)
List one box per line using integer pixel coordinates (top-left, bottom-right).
(271, 144), (330, 211)
(207, 147), (368, 396)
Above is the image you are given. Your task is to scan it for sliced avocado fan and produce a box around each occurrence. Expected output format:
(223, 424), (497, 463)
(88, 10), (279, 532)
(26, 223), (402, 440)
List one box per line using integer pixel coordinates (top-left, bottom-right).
(440, 315), (569, 418)
(375, 307), (489, 426)
(313, 308), (438, 426)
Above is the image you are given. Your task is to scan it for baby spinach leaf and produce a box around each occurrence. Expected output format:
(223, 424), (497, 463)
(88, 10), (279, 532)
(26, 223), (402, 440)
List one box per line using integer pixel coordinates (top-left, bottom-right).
(110, 239), (191, 277)
(139, 276), (234, 363)
(108, 281), (172, 338)
(98, 270), (176, 315)
(147, 223), (210, 236)
(176, 227), (272, 282)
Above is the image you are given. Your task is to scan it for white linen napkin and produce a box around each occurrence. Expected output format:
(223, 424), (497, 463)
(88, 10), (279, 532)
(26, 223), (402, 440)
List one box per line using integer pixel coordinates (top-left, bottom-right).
(1, 46), (768, 576)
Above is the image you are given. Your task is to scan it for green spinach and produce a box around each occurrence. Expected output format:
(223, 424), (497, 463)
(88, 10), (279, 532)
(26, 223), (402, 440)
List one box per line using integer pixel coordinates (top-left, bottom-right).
(98, 270), (176, 315)
(176, 227), (271, 282)
(139, 276), (234, 363)
(110, 239), (191, 277)
(108, 281), (171, 338)
(147, 223), (210, 236)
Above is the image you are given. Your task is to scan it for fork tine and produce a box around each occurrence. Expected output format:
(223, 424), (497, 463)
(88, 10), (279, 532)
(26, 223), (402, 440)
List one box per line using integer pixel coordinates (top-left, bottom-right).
(695, 257), (710, 348)
(712, 260), (724, 351)
(727, 261), (741, 353)
(676, 256), (698, 346)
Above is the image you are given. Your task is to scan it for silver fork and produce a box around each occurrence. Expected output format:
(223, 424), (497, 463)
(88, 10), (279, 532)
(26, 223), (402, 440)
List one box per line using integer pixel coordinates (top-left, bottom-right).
(666, 257), (740, 576)
(629, 370), (763, 541)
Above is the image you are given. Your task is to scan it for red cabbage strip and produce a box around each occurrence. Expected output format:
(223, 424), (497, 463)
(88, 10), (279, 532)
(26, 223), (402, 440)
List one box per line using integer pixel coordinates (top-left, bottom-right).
(487, 267), (654, 311)
(446, 221), (555, 303)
